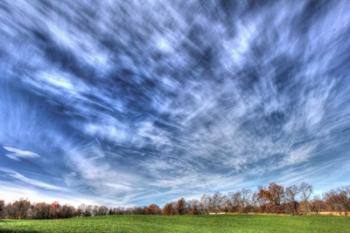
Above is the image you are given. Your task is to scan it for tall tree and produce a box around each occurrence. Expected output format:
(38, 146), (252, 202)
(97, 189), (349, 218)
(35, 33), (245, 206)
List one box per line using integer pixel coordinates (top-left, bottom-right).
(146, 204), (161, 215)
(299, 182), (313, 213)
(32, 203), (50, 219)
(187, 200), (201, 215)
(268, 183), (284, 206)
(176, 198), (187, 215)
(162, 203), (175, 215)
(285, 185), (300, 214)
(11, 199), (31, 219)
(0, 200), (4, 218)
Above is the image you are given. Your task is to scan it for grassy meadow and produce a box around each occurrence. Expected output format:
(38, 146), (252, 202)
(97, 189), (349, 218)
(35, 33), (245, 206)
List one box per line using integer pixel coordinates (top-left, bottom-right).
(0, 215), (349, 233)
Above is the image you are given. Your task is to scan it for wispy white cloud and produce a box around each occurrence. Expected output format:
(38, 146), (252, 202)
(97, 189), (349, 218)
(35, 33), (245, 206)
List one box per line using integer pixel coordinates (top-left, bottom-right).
(0, 168), (63, 191)
(3, 146), (40, 161)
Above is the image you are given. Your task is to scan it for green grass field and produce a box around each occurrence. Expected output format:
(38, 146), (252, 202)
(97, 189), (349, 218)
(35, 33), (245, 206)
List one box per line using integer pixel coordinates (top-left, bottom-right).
(1, 215), (349, 233)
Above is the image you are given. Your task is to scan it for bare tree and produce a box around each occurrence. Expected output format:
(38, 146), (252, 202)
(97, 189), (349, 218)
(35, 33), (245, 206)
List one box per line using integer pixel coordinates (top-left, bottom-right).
(219, 195), (231, 213)
(11, 199), (31, 219)
(78, 204), (93, 217)
(230, 191), (241, 212)
(324, 187), (350, 212)
(285, 185), (300, 214)
(241, 189), (253, 213)
(207, 193), (224, 214)
(187, 200), (201, 215)
(200, 194), (210, 214)
(299, 182), (313, 214)
(310, 195), (326, 214)
(32, 203), (50, 219)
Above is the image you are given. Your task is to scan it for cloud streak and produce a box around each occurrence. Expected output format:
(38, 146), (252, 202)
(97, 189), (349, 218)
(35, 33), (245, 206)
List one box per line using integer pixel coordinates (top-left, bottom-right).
(3, 146), (40, 161)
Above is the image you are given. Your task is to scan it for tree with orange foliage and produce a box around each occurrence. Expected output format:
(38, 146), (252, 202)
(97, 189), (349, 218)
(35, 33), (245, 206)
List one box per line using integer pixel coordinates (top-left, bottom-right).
(146, 204), (161, 215)
(49, 201), (61, 218)
(176, 198), (187, 215)
(162, 203), (175, 215)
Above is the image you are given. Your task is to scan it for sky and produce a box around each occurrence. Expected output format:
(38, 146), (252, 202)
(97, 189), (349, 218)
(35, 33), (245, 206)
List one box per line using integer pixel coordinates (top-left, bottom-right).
(0, 0), (350, 207)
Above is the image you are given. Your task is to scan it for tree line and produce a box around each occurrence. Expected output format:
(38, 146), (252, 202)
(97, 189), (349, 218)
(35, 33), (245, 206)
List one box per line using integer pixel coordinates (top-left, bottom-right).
(1, 182), (349, 219)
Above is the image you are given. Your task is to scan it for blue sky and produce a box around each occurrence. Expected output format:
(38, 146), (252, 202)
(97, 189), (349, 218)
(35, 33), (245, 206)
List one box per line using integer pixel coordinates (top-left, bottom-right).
(0, 0), (350, 206)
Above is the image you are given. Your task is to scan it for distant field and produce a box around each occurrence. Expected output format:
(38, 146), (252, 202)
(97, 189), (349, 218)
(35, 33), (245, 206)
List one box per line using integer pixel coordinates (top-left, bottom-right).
(1, 215), (349, 233)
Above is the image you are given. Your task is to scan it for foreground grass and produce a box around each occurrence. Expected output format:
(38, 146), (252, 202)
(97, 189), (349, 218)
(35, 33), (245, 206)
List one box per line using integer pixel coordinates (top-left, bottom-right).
(0, 215), (349, 233)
